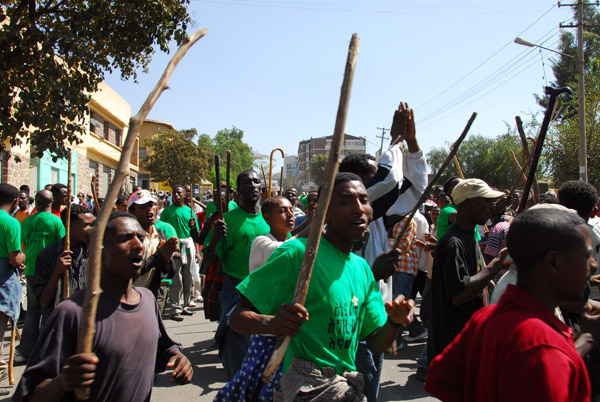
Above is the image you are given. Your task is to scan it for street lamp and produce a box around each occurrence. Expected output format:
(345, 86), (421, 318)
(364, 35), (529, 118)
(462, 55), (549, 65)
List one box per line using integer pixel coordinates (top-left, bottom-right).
(514, 37), (574, 58)
(514, 36), (586, 182)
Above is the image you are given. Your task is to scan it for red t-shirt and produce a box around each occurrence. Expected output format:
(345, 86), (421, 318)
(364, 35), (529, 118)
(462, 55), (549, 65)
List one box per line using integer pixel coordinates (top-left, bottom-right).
(425, 285), (590, 402)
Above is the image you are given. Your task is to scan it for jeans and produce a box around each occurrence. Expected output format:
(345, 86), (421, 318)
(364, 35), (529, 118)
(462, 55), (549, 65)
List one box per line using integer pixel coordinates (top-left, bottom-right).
(16, 277), (41, 358)
(355, 341), (384, 402)
(393, 272), (415, 343)
(168, 257), (192, 308)
(215, 275), (250, 380)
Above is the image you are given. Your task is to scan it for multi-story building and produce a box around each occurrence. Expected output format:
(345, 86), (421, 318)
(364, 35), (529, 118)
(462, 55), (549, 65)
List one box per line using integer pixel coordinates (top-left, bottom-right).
(283, 155), (298, 188)
(1, 82), (137, 198)
(296, 134), (365, 190)
(138, 119), (176, 192)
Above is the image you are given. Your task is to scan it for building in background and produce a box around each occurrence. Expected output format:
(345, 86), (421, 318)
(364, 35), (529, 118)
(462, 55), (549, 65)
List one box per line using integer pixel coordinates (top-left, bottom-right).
(283, 155), (298, 189)
(296, 134), (365, 190)
(1, 82), (137, 198)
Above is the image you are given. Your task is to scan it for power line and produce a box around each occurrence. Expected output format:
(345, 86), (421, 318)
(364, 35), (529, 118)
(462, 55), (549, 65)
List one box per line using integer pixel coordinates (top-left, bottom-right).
(415, 5), (558, 111)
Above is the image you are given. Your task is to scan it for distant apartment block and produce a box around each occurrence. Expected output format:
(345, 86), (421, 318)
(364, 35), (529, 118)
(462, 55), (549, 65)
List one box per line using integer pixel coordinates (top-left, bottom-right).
(296, 134), (365, 190)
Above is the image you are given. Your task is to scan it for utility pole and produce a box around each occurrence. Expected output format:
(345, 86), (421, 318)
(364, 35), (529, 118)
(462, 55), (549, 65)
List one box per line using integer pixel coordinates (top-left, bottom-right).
(376, 127), (388, 159)
(560, 0), (598, 182)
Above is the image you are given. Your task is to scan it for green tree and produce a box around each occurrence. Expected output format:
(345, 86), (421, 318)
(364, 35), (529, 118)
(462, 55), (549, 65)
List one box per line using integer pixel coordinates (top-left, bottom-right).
(309, 154), (329, 185)
(143, 129), (210, 190)
(427, 133), (528, 190)
(547, 59), (600, 189)
(199, 127), (264, 186)
(0, 1), (190, 160)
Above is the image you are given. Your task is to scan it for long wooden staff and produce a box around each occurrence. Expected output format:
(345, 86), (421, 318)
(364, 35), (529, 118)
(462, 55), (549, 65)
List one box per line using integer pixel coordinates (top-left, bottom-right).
(279, 166), (284, 195)
(262, 33), (360, 384)
(517, 86), (571, 213)
(509, 150), (538, 200)
(515, 116), (540, 203)
(90, 176), (100, 215)
(508, 150), (534, 196)
(8, 319), (15, 385)
(63, 151), (73, 300)
(260, 165), (268, 202)
(393, 113), (477, 249)
(215, 155), (223, 219)
(453, 155), (465, 179)
(74, 28), (207, 400)
(225, 150), (231, 213)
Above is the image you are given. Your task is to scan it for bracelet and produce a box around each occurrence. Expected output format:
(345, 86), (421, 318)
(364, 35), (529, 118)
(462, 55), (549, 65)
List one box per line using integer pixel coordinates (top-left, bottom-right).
(386, 317), (403, 328)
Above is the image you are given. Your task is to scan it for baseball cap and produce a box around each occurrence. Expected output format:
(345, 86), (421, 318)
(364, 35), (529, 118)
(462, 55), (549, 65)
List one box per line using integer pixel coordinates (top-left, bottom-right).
(127, 190), (155, 208)
(451, 179), (505, 205)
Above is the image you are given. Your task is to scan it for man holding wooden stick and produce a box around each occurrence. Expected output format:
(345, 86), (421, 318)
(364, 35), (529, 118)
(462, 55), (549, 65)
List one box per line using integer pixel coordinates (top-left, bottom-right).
(230, 173), (414, 401)
(33, 204), (94, 326)
(203, 170), (270, 379)
(14, 211), (193, 402)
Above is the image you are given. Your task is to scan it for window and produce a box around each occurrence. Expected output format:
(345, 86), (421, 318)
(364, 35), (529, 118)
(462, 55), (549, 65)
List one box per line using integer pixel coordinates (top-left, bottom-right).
(139, 147), (147, 159)
(90, 112), (105, 136)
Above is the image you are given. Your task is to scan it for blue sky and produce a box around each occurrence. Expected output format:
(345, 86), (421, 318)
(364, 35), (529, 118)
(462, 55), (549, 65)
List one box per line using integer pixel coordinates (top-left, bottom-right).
(105, 0), (577, 173)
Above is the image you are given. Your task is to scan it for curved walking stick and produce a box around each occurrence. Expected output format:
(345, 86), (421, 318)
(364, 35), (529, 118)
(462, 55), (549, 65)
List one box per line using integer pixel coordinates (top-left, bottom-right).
(518, 86), (571, 213)
(268, 148), (284, 197)
(64, 151), (72, 300)
(74, 28), (208, 400)
(262, 33), (360, 384)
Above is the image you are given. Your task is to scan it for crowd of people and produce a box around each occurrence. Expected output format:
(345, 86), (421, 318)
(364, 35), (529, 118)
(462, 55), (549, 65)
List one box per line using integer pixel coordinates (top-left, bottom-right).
(0, 102), (599, 401)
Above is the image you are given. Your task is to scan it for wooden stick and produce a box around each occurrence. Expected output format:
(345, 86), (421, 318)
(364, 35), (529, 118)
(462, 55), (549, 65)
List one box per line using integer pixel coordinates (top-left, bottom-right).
(260, 165), (268, 202)
(393, 113), (477, 249)
(63, 151), (72, 300)
(453, 155), (465, 179)
(268, 148), (284, 197)
(225, 150), (231, 213)
(279, 166), (284, 195)
(262, 33), (360, 384)
(90, 176), (100, 215)
(8, 319), (15, 385)
(517, 86), (570, 213)
(510, 150), (536, 202)
(215, 155), (222, 219)
(74, 28), (207, 400)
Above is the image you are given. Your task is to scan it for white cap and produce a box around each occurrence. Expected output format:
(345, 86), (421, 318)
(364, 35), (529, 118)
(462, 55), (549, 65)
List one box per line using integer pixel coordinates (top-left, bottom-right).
(451, 179), (505, 205)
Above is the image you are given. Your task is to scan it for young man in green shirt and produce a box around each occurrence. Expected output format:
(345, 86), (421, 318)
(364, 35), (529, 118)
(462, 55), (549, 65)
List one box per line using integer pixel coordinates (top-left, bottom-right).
(0, 184), (24, 390)
(203, 170), (270, 379)
(230, 173), (415, 400)
(159, 185), (200, 321)
(17, 189), (66, 363)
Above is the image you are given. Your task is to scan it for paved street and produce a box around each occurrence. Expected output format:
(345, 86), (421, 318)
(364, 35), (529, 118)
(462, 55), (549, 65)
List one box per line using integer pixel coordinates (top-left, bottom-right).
(0, 300), (438, 401)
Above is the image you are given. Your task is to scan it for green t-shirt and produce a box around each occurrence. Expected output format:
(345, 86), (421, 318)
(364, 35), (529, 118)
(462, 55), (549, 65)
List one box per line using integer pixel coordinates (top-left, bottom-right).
(154, 220), (177, 240)
(298, 195), (307, 209)
(204, 207), (269, 280)
(0, 210), (21, 259)
(205, 200), (238, 218)
(159, 205), (199, 238)
(21, 211), (65, 276)
(436, 204), (481, 241)
(237, 237), (387, 375)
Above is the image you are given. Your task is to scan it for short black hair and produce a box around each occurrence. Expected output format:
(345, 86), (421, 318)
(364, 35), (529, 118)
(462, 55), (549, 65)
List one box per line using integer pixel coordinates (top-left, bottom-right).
(50, 183), (67, 196)
(19, 185), (30, 195)
(0, 184), (19, 206)
(116, 197), (127, 206)
(507, 207), (586, 274)
(558, 180), (598, 220)
(236, 170), (257, 188)
(317, 172), (363, 200)
(172, 185), (185, 193)
(443, 176), (461, 198)
(339, 153), (376, 176)
(61, 204), (94, 226)
(104, 211), (138, 237)
(261, 196), (289, 215)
